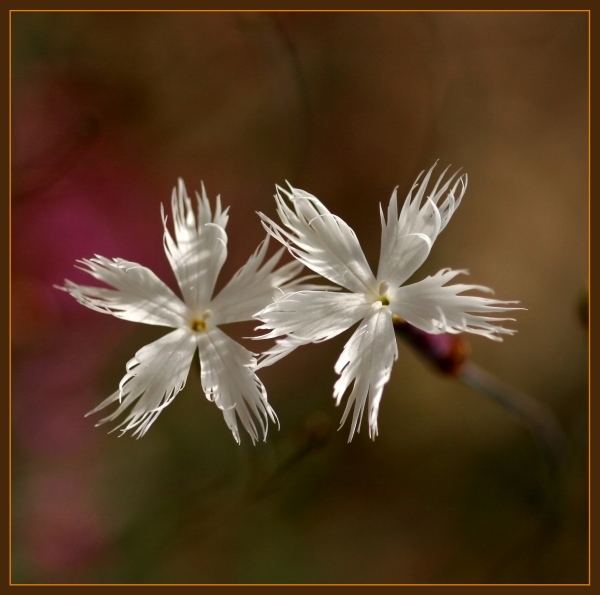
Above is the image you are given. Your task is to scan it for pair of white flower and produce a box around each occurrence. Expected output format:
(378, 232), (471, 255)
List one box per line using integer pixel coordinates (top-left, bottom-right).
(61, 164), (519, 443)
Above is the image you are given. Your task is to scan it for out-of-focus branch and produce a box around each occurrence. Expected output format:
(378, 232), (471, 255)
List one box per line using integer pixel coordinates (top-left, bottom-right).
(266, 14), (312, 179)
(458, 361), (565, 470)
(253, 412), (333, 500)
(394, 319), (565, 471)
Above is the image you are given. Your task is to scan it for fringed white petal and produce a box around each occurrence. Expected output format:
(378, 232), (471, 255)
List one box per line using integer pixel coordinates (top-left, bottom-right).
(378, 162), (468, 286)
(259, 184), (376, 294)
(255, 290), (371, 342)
(197, 328), (278, 444)
(59, 256), (187, 328)
(162, 179), (229, 312)
(86, 328), (196, 438)
(389, 268), (522, 341)
(255, 290), (372, 367)
(255, 334), (311, 369)
(210, 236), (310, 326)
(334, 305), (398, 441)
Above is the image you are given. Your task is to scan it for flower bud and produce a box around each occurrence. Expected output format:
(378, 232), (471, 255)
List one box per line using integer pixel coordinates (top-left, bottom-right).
(394, 319), (470, 376)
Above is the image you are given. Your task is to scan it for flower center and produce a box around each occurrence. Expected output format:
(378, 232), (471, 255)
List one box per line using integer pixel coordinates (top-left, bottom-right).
(190, 318), (207, 332)
(376, 281), (390, 306)
(189, 309), (212, 333)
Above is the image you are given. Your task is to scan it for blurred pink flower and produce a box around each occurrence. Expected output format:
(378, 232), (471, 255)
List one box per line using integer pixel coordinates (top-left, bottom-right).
(22, 471), (106, 578)
(12, 72), (166, 455)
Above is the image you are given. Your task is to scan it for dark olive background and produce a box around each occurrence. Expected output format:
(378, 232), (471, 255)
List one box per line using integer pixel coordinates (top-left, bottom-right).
(11, 12), (587, 583)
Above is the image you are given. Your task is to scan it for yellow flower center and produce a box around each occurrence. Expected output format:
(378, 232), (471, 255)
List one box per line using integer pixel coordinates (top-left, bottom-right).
(190, 310), (212, 333)
(190, 318), (207, 332)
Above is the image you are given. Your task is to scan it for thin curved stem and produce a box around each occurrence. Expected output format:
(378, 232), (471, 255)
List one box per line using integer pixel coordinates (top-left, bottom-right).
(458, 361), (566, 472)
(394, 321), (565, 472)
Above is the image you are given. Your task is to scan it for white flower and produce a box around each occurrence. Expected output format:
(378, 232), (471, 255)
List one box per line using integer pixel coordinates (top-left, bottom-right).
(256, 163), (521, 441)
(59, 179), (308, 443)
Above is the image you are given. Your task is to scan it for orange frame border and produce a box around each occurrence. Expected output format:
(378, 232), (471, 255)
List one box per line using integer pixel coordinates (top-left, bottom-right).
(6, 5), (592, 590)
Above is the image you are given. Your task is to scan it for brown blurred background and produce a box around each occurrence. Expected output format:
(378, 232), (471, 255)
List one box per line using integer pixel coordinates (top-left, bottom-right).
(11, 12), (588, 584)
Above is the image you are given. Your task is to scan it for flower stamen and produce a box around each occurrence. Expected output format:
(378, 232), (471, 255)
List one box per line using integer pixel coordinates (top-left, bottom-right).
(376, 281), (390, 306)
(191, 318), (207, 332)
(189, 308), (213, 333)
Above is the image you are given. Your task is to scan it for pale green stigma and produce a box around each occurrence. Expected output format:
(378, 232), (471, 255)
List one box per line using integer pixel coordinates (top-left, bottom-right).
(377, 281), (390, 306)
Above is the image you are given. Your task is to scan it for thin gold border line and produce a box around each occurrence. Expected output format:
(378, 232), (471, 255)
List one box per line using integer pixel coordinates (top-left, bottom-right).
(588, 6), (592, 588)
(7, 8), (591, 589)
(6, 583), (594, 587)
(8, 7), (12, 588)
(7, 8), (593, 13)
